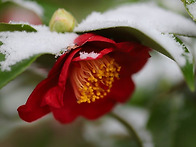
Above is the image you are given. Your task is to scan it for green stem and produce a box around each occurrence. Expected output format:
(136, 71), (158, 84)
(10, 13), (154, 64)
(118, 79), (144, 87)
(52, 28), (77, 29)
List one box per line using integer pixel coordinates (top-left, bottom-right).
(109, 112), (143, 147)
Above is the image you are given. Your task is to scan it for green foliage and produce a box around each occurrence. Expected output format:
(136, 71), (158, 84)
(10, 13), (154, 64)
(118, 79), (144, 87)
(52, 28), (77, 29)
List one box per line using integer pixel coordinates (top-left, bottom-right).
(147, 87), (196, 147)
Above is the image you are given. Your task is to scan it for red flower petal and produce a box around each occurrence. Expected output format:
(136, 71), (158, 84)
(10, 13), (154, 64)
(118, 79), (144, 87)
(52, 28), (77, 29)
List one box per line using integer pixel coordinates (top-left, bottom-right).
(109, 76), (135, 103)
(42, 48), (80, 108)
(52, 81), (116, 123)
(48, 53), (67, 77)
(17, 77), (54, 122)
(79, 98), (116, 120)
(51, 82), (79, 123)
(74, 33), (115, 46)
(17, 49), (81, 122)
(113, 42), (151, 75)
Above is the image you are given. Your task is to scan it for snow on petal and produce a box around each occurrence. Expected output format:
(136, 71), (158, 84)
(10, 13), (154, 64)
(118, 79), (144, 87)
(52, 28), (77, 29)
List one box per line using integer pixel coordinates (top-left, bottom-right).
(79, 51), (100, 59)
(75, 3), (196, 66)
(0, 25), (78, 71)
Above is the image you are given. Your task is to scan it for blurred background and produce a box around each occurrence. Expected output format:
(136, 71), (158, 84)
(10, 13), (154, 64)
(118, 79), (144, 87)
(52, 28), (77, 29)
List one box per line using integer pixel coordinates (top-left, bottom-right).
(0, 0), (196, 147)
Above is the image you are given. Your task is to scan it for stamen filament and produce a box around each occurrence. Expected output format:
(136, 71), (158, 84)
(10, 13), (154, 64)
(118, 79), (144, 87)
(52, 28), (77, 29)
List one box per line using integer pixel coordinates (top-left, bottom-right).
(70, 55), (121, 104)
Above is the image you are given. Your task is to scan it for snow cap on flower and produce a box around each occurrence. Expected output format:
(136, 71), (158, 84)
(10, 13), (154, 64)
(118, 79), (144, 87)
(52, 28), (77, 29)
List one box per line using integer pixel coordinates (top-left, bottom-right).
(49, 8), (77, 33)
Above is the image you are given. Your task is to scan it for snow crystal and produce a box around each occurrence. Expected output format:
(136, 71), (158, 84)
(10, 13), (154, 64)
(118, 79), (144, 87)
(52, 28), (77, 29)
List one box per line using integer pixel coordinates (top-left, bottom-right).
(187, 2), (196, 20)
(75, 3), (196, 66)
(0, 24), (78, 71)
(2, 0), (44, 17)
(79, 51), (100, 59)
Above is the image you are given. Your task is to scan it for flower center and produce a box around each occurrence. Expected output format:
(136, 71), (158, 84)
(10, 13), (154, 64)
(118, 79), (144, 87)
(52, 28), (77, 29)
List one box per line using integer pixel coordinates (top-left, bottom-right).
(70, 55), (121, 104)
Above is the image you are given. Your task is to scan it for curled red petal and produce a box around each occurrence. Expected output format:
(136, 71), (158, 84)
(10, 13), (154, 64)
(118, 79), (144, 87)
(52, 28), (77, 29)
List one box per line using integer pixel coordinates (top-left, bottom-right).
(74, 33), (115, 46)
(17, 77), (55, 122)
(113, 42), (151, 75)
(18, 105), (50, 123)
(42, 48), (81, 108)
(51, 81), (79, 123)
(48, 53), (67, 77)
(17, 53), (70, 122)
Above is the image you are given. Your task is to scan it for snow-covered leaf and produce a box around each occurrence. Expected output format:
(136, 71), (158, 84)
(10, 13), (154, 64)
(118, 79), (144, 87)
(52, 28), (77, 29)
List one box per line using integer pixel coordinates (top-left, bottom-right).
(0, 23), (78, 71)
(183, 0), (196, 21)
(0, 23), (77, 88)
(75, 3), (196, 90)
(0, 23), (38, 88)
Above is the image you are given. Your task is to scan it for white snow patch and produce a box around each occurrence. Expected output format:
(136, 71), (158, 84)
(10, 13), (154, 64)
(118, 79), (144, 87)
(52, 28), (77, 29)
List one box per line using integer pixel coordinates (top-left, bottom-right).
(79, 51), (100, 59)
(2, 0), (44, 17)
(187, 2), (196, 20)
(75, 3), (196, 66)
(0, 24), (78, 71)
(157, 0), (185, 13)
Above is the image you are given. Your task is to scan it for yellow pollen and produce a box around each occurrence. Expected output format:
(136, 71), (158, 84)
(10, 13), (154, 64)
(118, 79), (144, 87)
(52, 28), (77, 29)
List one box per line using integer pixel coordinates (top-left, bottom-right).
(70, 55), (121, 104)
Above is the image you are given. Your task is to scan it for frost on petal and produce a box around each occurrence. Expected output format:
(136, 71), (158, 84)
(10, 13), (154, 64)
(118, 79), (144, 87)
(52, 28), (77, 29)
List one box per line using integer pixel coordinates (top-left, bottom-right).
(79, 51), (100, 59)
(75, 3), (196, 67)
(0, 25), (78, 71)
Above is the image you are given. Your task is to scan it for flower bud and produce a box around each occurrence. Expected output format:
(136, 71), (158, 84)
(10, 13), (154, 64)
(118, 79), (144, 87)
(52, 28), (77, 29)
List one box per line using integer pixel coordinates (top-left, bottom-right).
(49, 8), (77, 33)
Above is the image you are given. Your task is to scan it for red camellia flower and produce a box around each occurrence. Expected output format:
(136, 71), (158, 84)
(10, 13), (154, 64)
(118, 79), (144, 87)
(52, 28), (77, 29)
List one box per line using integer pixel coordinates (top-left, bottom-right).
(17, 33), (151, 123)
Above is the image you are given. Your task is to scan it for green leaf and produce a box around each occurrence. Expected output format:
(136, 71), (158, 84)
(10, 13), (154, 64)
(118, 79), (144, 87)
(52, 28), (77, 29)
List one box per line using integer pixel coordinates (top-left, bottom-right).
(147, 98), (178, 147)
(0, 23), (37, 32)
(0, 55), (40, 89)
(0, 23), (38, 88)
(84, 27), (195, 91)
(183, 0), (196, 21)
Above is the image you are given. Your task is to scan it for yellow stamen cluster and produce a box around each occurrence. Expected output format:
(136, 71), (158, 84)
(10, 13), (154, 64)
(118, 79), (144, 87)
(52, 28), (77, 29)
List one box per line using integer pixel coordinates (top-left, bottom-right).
(70, 55), (121, 104)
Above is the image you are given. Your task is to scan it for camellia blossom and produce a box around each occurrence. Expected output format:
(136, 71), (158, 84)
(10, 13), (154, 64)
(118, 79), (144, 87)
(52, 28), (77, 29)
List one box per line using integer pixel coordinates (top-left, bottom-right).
(17, 33), (151, 123)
